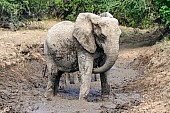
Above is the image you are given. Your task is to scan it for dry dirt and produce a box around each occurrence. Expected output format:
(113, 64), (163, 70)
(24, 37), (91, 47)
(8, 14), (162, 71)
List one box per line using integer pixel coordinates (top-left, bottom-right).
(0, 21), (170, 113)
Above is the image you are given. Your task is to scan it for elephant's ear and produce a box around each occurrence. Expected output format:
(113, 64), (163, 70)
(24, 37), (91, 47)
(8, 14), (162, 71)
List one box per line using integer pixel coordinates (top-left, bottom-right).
(73, 13), (99, 53)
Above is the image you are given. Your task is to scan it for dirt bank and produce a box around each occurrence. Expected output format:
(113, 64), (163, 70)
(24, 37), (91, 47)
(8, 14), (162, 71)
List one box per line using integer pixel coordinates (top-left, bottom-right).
(124, 43), (170, 112)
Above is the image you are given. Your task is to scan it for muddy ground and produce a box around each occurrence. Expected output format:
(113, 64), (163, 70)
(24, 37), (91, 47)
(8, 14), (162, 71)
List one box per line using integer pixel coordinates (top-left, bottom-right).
(0, 21), (170, 113)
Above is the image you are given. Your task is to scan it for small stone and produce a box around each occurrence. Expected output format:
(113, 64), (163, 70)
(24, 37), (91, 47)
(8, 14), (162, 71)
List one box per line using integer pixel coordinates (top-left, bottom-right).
(5, 61), (11, 66)
(21, 47), (30, 55)
(33, 105), (39, 110)
(16, 44), (21, 47)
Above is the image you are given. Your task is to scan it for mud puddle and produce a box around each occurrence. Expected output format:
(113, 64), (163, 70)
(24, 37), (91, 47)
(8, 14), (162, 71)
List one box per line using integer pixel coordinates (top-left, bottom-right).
(7, 66), (141, 113)
(30, 65), (141, 113)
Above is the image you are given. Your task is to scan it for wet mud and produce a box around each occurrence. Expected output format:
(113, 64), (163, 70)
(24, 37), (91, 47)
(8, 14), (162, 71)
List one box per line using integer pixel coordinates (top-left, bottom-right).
(0, 42), (143, 113)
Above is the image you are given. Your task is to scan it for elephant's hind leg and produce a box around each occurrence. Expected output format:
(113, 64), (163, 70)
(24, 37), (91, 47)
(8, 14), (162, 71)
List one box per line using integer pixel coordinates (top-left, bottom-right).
(65, 72), (70, 85)
(44, 64), (58, 98)
(44, 42), (60, 98)
(54, 72), (62, 95)
(74, 71), (79, 84)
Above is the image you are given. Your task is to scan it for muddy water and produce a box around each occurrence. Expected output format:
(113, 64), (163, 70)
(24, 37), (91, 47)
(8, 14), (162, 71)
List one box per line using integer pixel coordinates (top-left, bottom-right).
(21, 65), (141, 113)
(21, 67), (140, 113)
(11, 68), (140, 113)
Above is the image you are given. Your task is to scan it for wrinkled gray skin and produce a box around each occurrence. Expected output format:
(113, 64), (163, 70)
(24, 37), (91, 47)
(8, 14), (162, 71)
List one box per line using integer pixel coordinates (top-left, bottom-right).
(44, 12), (121, 100)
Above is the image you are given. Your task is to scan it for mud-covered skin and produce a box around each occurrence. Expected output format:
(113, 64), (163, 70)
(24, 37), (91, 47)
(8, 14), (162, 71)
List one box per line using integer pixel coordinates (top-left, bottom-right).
(44, 13), (121, 100)
(45, 22), (105, 72)
(44, 22), (100, 95)
(45, 21), (79, 72)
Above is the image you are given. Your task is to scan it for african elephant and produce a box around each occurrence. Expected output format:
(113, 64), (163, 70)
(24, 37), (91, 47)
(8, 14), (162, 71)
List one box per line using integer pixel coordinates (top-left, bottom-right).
(44, 12), (121, 100)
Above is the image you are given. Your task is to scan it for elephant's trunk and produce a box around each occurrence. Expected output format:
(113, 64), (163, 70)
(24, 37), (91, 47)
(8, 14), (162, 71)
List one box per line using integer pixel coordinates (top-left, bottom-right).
(92, 37), (119, 74)
(92, 53), (118, 74)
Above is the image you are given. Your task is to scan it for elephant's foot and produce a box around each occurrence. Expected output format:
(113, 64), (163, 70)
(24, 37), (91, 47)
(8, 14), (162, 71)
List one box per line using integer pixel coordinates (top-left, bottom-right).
(79, 94), (88, 101)
(101, 85), (111, 101)
(101, 92), (116, 101)
(79, 88), (89, 101)
(44, 81), (55, 100)
(101, 86), (110, 95)
(44, 89), (54, 100)
(101, 94), (110, 101)
(79, 84), (90, 101)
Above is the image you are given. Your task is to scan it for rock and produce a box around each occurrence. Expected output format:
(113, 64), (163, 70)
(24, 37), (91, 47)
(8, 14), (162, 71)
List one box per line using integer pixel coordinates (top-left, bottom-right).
(21, 47), (30, 55)
(0, 106), (14, 113)
(5, 61), (12, 66)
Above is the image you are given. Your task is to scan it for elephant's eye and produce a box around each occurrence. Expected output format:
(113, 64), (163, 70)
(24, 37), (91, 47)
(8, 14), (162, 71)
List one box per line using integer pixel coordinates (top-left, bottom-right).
(98, 34), (106, 43)
(101, 34), (106, 39)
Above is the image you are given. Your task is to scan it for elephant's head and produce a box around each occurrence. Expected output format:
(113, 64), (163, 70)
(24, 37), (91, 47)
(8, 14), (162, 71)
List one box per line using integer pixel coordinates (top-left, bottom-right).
(73, 13), (121, 74)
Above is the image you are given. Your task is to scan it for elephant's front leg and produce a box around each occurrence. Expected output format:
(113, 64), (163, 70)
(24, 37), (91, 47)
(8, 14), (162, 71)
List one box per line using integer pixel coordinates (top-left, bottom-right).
(100, 71), (110, 99)
(78, 51), (93, 100)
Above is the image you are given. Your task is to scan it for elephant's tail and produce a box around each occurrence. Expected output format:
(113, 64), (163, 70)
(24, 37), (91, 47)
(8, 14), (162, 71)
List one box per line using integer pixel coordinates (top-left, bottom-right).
(42, 64), (47, 78)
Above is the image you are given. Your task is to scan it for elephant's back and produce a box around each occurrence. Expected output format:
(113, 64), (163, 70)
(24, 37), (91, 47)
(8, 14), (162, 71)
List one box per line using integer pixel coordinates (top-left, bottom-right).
(46, 21), (75, 50)
(47, 21), (74, 40)
(45, 21), (78, 72)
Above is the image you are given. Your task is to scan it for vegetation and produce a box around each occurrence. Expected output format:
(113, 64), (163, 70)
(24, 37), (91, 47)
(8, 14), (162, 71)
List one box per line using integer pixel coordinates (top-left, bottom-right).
(0, 0), (49, 29)
(0, 0), (169, 29)
(154, 0), (170, 28)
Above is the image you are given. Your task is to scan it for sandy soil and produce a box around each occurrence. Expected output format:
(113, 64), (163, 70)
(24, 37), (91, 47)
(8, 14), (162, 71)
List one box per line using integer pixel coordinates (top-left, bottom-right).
(0, 22), (170, 113)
